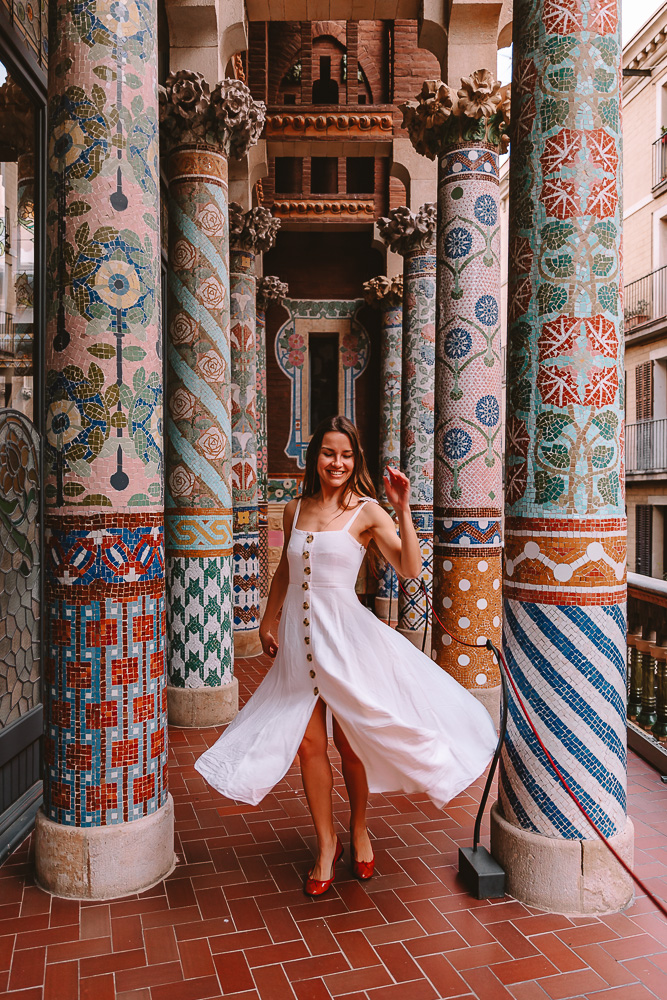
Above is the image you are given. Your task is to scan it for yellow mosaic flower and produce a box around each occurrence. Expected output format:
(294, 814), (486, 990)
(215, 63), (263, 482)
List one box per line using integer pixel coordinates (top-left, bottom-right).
(46, 400), (82, 448)
(49, 121), (87, 171)
(95, 0), (142, 36)
(94, 260), (141, 309)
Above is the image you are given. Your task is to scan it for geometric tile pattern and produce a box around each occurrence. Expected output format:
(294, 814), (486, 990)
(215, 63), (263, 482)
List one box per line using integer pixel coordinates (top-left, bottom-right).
(5, 657), (666, 999)
(376, 299), (402, 603)
(255, 305), (270, 600)
(504, 0), (626, 839)
(397, 247), (435, 634)
(165, 144), (234, 689)
(230, 249), (261, 636)
(43, 0), (167, 828)
(433, 143), (502, 688)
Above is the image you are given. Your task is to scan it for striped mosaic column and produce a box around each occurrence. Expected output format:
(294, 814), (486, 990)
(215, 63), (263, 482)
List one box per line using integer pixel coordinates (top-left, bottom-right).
(229, 205), (280, 656)
(402, 76), (508, 716)
(499, 0), (631, 911)
(38, 0), (173, 897)
(256, 276), (288, 604)
(363, 275), (403, 620)
(379, 206), (436, 648)
(160, 76), (264, 725)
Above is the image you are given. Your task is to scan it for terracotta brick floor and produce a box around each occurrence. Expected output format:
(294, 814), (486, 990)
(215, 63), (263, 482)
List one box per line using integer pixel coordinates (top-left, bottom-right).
(2, 653), (667, 1000)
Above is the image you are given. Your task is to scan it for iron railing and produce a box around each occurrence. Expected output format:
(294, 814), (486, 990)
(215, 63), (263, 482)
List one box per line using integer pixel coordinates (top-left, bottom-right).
(624, 264), (667, 331)
(626, 419), (667, 474)
(627, 573), (667, 772)
(653, 135), (667, 190)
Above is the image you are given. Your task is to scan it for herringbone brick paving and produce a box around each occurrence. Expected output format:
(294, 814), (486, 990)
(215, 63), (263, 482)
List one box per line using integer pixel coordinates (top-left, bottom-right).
(1, 652), (667, 999)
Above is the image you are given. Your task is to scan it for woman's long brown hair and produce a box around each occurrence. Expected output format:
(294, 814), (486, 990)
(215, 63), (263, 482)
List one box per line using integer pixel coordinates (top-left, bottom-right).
(301, 415), (382, 578)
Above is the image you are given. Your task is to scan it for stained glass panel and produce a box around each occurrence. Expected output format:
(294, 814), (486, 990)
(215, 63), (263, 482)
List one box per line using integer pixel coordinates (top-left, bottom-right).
(1, 0), (48, 69)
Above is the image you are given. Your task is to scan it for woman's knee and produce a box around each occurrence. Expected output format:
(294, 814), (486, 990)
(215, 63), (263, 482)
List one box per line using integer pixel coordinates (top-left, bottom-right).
(333, 721), (361, 765)
(298, 730), (328, 761)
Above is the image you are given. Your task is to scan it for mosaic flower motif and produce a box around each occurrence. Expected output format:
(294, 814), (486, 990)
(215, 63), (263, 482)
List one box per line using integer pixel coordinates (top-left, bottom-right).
(198, 202), (224, 238)
(71, 0), (153, 48)
(475, 395), (500, 427)
(169, 386), (196, 421)
(46, 399), (83, 449)
(170, 312), (196, 345)
(199, 275), (225, 310)
(198, 425), (226, 461)
(474, 194), (497, 227)
(197, 350), (226, 383)
(444, 327), (472, 359)
(421, 391), (435, 411)
(95, 0), (143, 36)
(287, 350), (305, 368)
(48, 85), (115, 183)
(94, 260), (142, 309)
(0, 422), (34, 497)
(475, 295), (499, 327)
(169, 465), (195, 499)
(444, 226), (473, 259)
(172, 238), (197, 270)
(288, 333), (305, 350)
(49, 121), (88, 171)
(442, 428), (472, 460)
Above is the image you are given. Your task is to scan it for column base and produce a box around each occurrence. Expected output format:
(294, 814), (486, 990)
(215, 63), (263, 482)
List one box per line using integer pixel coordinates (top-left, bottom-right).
(167, 679), (238, 727)
(490, 801), (634, 914)
(234, 627), (263, 657)
(471, 684), (501, 730)
(34, 795), (175, 900)
(397, 626), (431, 657)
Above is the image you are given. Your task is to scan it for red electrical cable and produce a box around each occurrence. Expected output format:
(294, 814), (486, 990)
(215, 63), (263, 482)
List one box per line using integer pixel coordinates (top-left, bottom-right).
(393, 575), (667, 920)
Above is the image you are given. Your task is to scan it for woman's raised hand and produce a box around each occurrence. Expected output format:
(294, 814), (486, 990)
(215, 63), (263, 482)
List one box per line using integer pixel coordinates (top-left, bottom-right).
(383, 466), (411, 513)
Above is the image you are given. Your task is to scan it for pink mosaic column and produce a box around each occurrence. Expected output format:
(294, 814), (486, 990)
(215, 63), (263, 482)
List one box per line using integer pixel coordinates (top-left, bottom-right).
(229, 205), (280, 656)
(256, 276), (288, 602)
(402, 76), (509, 715)
(38, 0), (172, 897)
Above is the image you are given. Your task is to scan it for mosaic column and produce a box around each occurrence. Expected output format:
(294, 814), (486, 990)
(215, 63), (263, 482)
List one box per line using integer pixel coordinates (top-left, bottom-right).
(229, 204), (280, 656)
(363, 275), (403, 620)
(402, 75), (509, 717)
(498, 0), (631, 911)
(160, 75), (265, 726)
(379, 206), (436, 648)
(38, 0), (173, 898)
(256, 275), (288, 604)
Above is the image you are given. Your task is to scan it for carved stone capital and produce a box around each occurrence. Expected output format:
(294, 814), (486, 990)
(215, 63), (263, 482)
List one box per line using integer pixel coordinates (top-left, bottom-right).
(159, 72), (265, 158)
(363, 275), (403, 308)
(400, 70), (510, 160)
(229, 203), (281, 254)
(257, 275), (289, 310)
(377, 204), (436, 256)
(0, 78), (34, 156)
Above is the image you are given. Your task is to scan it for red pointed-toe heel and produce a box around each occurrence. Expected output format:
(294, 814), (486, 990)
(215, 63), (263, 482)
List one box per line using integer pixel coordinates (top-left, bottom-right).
(304, 837), (344, 897)
(350, 841), (375, 881)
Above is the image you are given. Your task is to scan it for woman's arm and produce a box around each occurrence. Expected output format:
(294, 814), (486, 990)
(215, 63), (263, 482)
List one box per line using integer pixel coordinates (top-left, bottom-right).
(259, 499), (296, 657)
(366, 468), (422, 579)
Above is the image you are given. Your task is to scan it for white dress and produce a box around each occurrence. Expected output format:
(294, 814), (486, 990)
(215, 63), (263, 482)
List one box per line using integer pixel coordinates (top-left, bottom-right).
(195, 498), (498, 808)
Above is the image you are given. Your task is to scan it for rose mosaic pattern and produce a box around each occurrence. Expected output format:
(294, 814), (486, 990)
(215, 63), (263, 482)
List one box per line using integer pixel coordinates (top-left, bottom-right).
(165, 143), (233, 691)
(0, 412), (41, 730)
(43, 0), (167, 827)
(502, 0), (627, 841)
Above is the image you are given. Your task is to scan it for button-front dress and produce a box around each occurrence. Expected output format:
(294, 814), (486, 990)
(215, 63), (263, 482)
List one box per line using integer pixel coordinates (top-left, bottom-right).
(195, 498), (498, 807)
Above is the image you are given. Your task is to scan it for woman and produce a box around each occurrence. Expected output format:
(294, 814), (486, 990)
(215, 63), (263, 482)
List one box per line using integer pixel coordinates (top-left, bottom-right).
(195, 415), (497, 896)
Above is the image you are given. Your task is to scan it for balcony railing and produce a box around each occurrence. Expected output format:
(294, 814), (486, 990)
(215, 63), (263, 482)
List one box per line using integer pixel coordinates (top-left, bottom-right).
(626, 419), (667, 474)
(653, 134), (667, 189)
(624, 264), (667, 331)
(627, 573), (667, 771)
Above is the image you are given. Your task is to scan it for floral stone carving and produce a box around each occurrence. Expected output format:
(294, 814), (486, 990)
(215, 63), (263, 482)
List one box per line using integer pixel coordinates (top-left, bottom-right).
(378, 204), (436, 256)
(257, 275), (289, 310)
(229, 203), (281, 255)
(159, 72), (265, 159)
(400, 70), (510, 159)
(363, 275), (403, 308)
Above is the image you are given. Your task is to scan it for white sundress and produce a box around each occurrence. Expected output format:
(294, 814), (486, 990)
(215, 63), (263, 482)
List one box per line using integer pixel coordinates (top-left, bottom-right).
(195, 497), (498, 808)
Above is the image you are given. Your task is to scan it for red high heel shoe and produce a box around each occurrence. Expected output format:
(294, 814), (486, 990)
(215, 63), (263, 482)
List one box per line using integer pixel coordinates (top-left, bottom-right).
(350, 840), (375, 880)
(304, 837), (344, 897)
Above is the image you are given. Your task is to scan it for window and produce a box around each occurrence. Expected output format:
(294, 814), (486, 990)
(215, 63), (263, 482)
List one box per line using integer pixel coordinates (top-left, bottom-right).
(312, 56), (339, 104)
(283, 93), (296, 105)
(636, 505), (653, 576)
(636, 361), (653, 420)
(346, 157), (375, 194)
(274, 157), (302, 194)
(310, 157), (338, 195)
(309, 333), (338, 434)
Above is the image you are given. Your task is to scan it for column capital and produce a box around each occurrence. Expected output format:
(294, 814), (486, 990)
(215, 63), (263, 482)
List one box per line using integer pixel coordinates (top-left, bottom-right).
(257, 275), (289, 310)
(159, 72), (265, 159)
(400, 71), (510, 160)
(229, 203), (280, 254)
(363, 275), (403, 309)
(378, 204), (436, 256)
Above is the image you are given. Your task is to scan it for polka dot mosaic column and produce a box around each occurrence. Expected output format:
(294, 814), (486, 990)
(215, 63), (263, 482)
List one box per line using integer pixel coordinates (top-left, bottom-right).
(229, 205), (280, 656)
(489, 3), (629, 910)
(402, 76), (508, 716)
(37, 0), (173, 897)
(256, 276), (288, 604)
(363, 275), (403, 621)
(378, 206), (436, 649)
(160, 76), (264, 725)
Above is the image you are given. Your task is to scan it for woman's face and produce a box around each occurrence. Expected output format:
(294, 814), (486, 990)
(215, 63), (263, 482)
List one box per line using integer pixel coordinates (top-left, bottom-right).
(317, 431), (355, 491)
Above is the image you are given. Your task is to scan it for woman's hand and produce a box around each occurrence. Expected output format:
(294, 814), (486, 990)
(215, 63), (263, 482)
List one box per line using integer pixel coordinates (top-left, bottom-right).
(260, 627), (279, 658)
(383, 466), (411, 514)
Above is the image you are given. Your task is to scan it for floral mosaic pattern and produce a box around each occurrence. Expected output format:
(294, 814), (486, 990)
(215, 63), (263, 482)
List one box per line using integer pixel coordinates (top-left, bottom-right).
(502, 0), (627, 841)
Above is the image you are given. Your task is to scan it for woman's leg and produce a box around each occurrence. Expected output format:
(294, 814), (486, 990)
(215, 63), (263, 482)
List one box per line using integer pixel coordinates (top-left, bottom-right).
(298, 698), (339, 880)
(332, 717), (373, 862)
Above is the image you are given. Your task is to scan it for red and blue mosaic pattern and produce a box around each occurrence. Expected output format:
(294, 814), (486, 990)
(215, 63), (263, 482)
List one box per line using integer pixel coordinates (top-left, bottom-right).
(375, 299), (402, 604)
(502, 0), (627, 840)
(44, 514), (167, 827)
(255, 306), (270, 600)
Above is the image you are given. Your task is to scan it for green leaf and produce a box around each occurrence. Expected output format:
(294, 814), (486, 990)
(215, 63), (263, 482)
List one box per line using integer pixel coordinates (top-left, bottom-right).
(75, 222), (91, 249)
(86, 493), (112, 506)
(92, 226), (119, 244)
(538, 284), (568, 315)
(125, 72), (142, 89)
(592, 444), (614, 469)
(541, 443), (570, 469)
(592, 411), (619, 440)
(598, 283), (618, 315)
(87, 362), (105, 391)
(133, 366), (147, 392)
(128, 493), (152, 505)
(510, 378), (532, 412)
(66, 200), (91, 217)
(598, 472), (619, 506)
(592, 221), (617, 249)
(131, 95), (144, 117)
(104, 383), (120, 407)
(123, 345), (146, 362)
(87, 343), (116, 360)
(593, 254), (614, 277)
(148, 482), (161, 497)
(537, 412), (574, 441)
(534, 471), (565, 505)
(541, 221), (575, 251)
(93, 65), (116, 82)
(545, 254), (575, 278)
(143, 212), (159, 232)
(63, 482), (85, 497)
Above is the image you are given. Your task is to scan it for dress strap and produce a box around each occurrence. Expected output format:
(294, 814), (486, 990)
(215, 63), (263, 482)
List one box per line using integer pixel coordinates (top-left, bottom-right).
(342, 497), (377, 533)
(293, 497), (302, 528)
